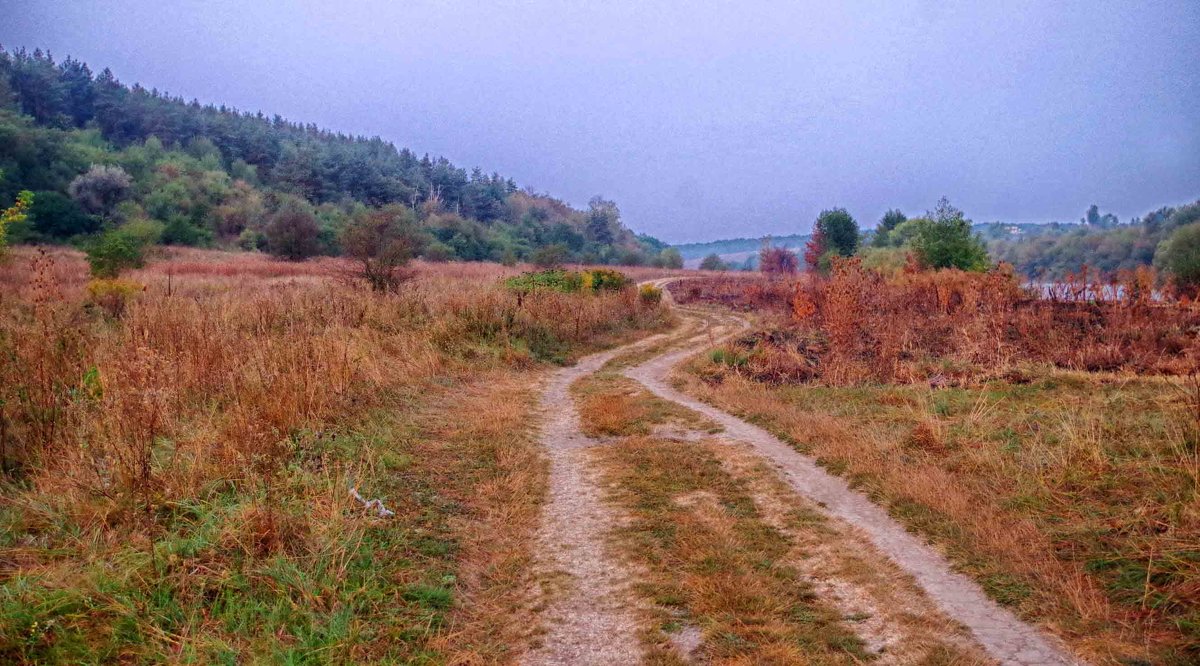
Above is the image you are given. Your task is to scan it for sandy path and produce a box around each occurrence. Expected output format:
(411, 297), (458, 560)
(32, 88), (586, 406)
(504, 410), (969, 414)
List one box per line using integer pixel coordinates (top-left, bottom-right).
(622, 309), (1083, 666)
(522, 338), (659, 666)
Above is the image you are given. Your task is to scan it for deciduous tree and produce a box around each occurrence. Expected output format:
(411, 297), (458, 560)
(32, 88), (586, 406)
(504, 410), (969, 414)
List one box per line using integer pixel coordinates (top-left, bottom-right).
(68, 164), (132, 220)
(760, 244), (799, 275)
(1156, 222), (1200, 293)
(658, 247), (683, 269)
(699, 253), (727, 271)
(872, 209), (906, 247)
(0, 190), (33, 256)
(265, 199), (322, 261)
(341, 205), (424, 291)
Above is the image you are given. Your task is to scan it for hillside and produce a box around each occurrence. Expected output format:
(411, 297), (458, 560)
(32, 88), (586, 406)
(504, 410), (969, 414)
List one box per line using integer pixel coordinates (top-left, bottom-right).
(977, 205), (1196, 278)
(0, 47), (669, 265)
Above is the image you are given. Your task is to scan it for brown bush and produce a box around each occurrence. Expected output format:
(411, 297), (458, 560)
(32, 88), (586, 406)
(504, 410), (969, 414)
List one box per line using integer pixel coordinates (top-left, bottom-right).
(759, 246), (799, 276)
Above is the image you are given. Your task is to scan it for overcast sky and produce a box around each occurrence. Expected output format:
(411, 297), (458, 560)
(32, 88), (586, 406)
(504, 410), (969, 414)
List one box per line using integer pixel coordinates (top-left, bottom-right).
(4, 1), (1198, 242)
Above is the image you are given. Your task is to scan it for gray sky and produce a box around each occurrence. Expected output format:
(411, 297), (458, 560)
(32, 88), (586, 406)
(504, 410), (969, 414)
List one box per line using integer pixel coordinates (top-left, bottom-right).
(4, 1), (1198, 242)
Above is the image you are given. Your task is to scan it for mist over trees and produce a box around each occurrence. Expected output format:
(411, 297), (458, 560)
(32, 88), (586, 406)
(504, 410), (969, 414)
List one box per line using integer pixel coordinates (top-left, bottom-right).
(0, 47), (669, 265)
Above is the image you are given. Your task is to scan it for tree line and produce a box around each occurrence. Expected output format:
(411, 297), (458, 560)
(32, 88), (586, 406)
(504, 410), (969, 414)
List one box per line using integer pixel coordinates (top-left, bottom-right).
(0, 46), (682, 269)
(692, 198), (1200, 291)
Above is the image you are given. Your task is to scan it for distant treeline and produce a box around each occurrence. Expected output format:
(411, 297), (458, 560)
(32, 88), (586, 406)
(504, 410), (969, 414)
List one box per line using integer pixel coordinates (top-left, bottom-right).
(678, 201), (1200, 283)
(673, 233), (808, 261)
(0, 46), (678, 266)
(975, 203), (1199, 279)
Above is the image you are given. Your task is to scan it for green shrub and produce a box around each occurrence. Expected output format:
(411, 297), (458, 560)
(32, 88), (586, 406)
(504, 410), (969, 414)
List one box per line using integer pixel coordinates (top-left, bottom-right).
(639, 284), (663, 304)
(160, 215), (212, 247)
(505, 269), (582, 293)
(121, 218), (165, 246)
(504, 269), (631, 294)
(237, 228), (266, 251)
(1156, 222), (1200, 291)
(86, 228), (148, 278)
(710, 347), (750, 369)
(1, 190), (33, 257)
(586, 268), (631, 292)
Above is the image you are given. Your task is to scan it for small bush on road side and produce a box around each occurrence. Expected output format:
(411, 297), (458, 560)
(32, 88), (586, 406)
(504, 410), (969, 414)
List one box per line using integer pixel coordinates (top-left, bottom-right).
(638, 283), (662, 304)
(85, 226), (148, 277)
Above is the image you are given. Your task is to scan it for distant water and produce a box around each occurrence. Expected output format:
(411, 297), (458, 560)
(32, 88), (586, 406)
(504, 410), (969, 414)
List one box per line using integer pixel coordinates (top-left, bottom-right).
(1026, 281), (1164, 302)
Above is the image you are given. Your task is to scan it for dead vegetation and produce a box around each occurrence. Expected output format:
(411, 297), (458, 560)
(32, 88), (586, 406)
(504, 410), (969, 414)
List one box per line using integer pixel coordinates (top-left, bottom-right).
(680, 260), (1200, 385)
(573, 372), (719, 439)
(0, 246), (669, 662)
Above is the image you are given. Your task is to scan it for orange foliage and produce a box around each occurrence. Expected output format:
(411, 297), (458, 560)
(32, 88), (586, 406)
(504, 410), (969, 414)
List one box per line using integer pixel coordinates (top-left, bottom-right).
(694, 258), (1200, 385)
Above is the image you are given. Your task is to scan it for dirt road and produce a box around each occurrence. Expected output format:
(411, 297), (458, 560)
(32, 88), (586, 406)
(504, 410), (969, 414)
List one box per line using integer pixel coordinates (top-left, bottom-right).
(525, 294), (1080, 665)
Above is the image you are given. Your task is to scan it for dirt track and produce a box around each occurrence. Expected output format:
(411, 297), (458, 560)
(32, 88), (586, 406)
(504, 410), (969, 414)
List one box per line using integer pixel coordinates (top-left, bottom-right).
(525, 287), (1081, 665)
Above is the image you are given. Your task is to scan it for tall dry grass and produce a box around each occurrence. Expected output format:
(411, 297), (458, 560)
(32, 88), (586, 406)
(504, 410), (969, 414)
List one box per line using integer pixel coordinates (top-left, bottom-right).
(686, 259), (1200, 385)
(0, 246), (669, 662)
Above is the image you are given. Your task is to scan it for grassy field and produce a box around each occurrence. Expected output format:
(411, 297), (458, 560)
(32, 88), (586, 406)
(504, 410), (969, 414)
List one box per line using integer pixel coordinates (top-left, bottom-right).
(671, 269), (1200, 665)
(0, 247), (671, 663)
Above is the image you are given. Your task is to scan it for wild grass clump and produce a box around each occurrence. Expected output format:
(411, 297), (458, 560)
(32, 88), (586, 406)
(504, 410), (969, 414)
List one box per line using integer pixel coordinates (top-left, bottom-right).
(670, 274), (795, 312)
(637, 283), (662, 305)
(84, 278), (144, 317)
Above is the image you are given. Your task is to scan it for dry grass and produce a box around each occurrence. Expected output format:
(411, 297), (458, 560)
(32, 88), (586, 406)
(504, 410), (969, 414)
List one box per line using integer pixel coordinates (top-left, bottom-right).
(572, 364), (984, 664)
(678, 358), (1200, 665)
(671, 264), (1200, 663)
(593, 436), (871, 665)
(684, 261), (1200, 384)
(0, 246), (669, 663)
(670, 274), (798, 313)
(714, 442), (988, 665)
(573, 372), (719, 439)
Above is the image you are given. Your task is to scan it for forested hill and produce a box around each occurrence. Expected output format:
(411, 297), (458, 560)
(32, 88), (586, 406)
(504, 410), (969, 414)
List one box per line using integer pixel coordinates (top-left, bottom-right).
(0, 47), (672, 265)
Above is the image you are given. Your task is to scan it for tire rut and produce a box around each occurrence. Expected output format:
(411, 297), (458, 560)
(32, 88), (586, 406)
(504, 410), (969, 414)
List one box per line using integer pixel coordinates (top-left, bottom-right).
(523, 337), (662, 666)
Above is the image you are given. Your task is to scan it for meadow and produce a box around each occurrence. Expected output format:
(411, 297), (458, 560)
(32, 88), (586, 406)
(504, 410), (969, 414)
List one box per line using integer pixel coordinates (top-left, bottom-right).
(0, 246), (672, 663)
(671, 264), (1200, 665)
